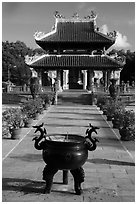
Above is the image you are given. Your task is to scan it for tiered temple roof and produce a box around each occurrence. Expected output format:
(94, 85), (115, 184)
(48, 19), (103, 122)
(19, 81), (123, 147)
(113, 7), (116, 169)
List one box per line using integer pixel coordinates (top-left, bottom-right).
(26, 11), (125, 70)
(34, 12), (116, 50)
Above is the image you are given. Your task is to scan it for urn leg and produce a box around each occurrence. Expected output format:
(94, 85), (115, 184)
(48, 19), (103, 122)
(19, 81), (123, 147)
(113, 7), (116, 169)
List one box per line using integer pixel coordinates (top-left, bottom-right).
(63, 170), (68, 184)
(70, 167), (85, 195)
(43, 165), (58, 194)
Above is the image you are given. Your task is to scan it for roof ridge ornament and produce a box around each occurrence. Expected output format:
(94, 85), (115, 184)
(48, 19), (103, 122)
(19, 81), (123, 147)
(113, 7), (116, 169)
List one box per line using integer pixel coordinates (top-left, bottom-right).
(107, 30), (117, 39)
(84, 10), (97, 20)
(108, 54), (126, 64)
(72, 12), (79, 19)
(54, 11), (65, 19)
(25, 54), (47, 65)
(34, 31), (46, 40)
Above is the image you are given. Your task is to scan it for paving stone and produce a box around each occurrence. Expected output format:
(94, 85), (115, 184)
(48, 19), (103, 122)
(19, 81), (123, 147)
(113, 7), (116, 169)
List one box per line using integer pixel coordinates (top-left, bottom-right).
(2, 93), (135, 202)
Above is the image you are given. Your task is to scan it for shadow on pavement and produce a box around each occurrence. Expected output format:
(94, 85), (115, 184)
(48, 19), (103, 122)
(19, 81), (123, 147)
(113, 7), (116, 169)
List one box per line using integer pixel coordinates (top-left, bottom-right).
(2, 178), (45, 194)
(10, 153), (43, 162)
(2, 178), (75, 195)
(87, 158), (135, 166)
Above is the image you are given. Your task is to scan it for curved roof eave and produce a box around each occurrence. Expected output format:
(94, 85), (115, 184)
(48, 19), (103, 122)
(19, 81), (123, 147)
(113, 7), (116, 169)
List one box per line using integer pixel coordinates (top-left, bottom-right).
(26, 54), (125, 70)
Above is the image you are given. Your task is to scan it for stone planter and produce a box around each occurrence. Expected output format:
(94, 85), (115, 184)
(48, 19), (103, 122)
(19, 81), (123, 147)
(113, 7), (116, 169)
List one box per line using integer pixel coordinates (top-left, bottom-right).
(112, 119), (121, 129)
(24, 119), (33, 128)
(10, 128), (21, 139)
(119, 127), (135, 141)
(33, 114), (39, 120)
(107, 115), (113, 121)
(103, 110), (107, 115)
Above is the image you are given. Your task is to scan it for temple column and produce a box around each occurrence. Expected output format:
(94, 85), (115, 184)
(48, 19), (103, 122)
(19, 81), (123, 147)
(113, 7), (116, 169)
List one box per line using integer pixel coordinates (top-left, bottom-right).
(88, 69), (94, 92)
(113, 70), (121, 85)
(57, 69), (62, 91)
(63, 70), (69, 90)
(110, 70), (114, 79)
(107, 70), (111, 88)
(37, 70), (42, 86)
(83, 70), (87, 90)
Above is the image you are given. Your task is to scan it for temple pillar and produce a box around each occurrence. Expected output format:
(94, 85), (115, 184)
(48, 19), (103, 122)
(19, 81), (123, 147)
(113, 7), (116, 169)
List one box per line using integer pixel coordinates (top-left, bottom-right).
(82, 70), (87, 90)
(113, 70), (121, 85)
(63, 70), (69, 90)
(88, 69), (94, 92)
(37, 70), (42, 86)
(57, 69), (62, 91)
(107, 70), (111, 88)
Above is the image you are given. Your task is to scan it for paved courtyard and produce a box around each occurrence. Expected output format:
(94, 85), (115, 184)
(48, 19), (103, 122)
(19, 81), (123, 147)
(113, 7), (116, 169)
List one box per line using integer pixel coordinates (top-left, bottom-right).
(2, 91), (135, 202)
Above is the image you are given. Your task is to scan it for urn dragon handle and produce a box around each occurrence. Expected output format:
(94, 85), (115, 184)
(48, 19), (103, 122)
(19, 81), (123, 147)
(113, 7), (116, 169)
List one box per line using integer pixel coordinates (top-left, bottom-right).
(84, 123), (100, 151)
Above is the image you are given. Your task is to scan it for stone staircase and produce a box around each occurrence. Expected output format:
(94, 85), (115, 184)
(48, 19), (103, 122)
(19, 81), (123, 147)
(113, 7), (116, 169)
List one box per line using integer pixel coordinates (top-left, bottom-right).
(57, 89), (92, 105)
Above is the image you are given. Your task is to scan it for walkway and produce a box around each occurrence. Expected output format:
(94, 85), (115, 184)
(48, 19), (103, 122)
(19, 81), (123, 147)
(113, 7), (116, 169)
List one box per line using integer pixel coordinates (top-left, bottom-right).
(2, 91), (135, 202)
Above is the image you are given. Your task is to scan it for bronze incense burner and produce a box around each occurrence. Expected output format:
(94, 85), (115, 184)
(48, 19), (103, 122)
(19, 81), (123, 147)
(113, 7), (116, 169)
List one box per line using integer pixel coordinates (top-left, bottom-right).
(32, 123), (99, 195)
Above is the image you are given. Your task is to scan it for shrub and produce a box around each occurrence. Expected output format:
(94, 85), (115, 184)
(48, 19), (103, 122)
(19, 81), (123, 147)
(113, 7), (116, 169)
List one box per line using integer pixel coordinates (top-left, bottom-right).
(21, 98), (44, 119)
(119, 110), (135, 141)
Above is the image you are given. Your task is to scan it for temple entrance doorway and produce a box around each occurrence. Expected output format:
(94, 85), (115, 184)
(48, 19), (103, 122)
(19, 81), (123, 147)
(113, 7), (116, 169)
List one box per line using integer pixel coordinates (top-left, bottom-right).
(69, 69), (83, 89)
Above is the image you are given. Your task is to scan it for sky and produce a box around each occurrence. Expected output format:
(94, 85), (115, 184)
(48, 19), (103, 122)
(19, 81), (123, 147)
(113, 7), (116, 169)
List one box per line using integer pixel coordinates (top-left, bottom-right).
(2, 1), (135, 51)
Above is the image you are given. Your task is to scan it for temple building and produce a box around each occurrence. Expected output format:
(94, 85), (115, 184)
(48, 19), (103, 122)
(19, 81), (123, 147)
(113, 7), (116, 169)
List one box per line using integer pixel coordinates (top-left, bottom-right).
(25, 11), (125, 92)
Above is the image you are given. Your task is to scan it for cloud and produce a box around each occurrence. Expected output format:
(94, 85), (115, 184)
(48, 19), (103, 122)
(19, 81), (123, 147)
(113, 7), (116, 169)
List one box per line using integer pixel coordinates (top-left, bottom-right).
(114, 31), (130, 48)
(128, 20), (135, 26)
(100, 24), (109, 35)
(100, 24), (130, 49)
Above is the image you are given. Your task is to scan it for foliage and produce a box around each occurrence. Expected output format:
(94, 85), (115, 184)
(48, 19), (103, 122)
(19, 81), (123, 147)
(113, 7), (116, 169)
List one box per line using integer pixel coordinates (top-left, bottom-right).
(121, 110), (135, 128)
(119, 127), (135, 141)
(39, 92), (55, 105)
(113, 107), (125, 122)
(21, 98), (44, 119)
(102, 100), (125, 117)
(96, 96), (108, 107)
(2, 41), (32, 85)
(2, 108), (23, 130)
(2, 93), (53, 138)
(2, 121), (11, 138)
(108, 49), (135, 83)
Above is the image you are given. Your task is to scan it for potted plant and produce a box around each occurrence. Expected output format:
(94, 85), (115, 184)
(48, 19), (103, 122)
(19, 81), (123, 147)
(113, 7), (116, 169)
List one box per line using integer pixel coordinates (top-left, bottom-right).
(119, 110), (135, 141)
(105, 101), (116, 121)
(9, 110), (23, 139)
(2, 108), (22, 139)
(21, 100), (38, 120)
(112, 107), (125, 129)
(2, 121), (11, 139)
(22, 114), (32, 128)
(96, 96), (107, 110)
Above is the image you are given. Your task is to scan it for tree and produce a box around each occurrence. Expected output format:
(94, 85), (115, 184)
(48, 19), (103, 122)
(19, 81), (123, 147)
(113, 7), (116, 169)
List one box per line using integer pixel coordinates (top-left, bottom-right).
(2, 41), (32, 85)
(108, 49), (135, 83)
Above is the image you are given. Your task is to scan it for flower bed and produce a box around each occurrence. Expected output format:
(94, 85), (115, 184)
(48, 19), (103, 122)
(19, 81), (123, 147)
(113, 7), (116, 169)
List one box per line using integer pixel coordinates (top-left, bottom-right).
(97, 95), (135, 141)
(2, 93), (54, 139)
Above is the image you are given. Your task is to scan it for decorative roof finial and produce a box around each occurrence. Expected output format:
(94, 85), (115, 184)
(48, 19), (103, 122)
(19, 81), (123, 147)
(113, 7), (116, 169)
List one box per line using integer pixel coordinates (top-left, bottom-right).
(90, 10), (97, 19)
(84, 10), (97, 20)
(72, 12), (79, 19)
(54, 11), (65, 19)
(107, 30), (117, 38)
